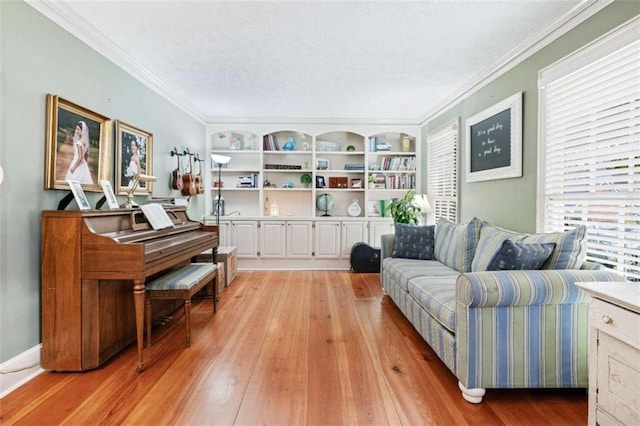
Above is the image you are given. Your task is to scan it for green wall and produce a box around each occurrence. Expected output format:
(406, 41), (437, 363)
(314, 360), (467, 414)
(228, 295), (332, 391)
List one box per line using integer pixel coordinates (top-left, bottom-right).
(423, 1), (639, 233)
(0, 1), (206, 362)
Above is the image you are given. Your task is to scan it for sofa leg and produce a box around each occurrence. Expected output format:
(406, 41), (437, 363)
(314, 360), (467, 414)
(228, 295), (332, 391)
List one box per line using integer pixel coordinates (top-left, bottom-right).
(458, 381), (485, 404)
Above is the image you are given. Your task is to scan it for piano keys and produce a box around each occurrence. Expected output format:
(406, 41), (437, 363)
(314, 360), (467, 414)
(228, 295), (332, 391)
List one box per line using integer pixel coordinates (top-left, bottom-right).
(41, 207), (218, 372)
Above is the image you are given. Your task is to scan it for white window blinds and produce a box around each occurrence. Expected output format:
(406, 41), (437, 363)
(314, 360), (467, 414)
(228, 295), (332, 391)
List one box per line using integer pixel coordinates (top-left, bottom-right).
(538, 18), (640, 281)
(427, 119), (458, 222)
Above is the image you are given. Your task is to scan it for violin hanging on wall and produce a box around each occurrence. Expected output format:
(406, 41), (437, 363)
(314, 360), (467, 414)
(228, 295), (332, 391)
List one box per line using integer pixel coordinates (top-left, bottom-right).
(181, 148), (197, 196)
(194, 153), (205, 194)
(170, 147), (184, 191)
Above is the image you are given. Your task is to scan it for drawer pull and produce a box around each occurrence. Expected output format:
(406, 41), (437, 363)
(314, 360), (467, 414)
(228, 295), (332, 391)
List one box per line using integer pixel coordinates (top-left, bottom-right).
(602, 315), (612, 325)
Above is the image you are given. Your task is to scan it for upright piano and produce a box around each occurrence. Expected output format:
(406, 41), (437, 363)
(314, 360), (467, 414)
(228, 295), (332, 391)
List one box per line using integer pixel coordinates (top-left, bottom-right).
(41, 207), (218, 373)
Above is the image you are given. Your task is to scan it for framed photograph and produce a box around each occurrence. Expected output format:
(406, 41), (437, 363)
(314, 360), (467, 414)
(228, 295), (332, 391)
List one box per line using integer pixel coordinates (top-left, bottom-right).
(465, 92), (522, 183)
(316, 158), (330, 171)
(100, 180), (120, 209)
(115, 120), (153, 195)
(316, 175), (326, 188)
(67, 180), (91, 210)
(45, 95), (112, 192)
(350, 178), (362, 188)
(367, 201), (381, 217)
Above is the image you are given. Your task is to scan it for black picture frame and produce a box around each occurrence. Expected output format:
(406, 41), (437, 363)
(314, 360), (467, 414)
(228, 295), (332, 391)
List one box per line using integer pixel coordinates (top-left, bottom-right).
(316, 175), (326, 188)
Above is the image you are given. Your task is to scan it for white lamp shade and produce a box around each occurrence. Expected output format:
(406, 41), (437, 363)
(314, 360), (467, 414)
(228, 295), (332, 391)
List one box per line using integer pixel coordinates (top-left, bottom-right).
(413, 194), (432, 213)
(211, 154), (231, 165)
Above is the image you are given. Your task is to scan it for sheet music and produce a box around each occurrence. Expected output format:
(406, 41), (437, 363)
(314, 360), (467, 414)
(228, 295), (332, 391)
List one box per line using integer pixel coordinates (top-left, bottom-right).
(140, 204), (175, 230)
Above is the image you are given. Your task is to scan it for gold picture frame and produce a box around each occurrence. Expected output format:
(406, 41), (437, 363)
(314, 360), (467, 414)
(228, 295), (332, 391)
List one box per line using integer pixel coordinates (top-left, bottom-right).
(115, 120), (153, 196)
(44, 94), (112, 192)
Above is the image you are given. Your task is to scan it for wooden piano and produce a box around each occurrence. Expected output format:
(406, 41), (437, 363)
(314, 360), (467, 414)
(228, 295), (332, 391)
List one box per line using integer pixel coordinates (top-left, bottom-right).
(41, 207), (218, 373)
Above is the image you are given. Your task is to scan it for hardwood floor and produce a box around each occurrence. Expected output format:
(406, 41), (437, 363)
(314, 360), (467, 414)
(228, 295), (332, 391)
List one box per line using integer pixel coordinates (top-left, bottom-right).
(1, 270), (588, 425)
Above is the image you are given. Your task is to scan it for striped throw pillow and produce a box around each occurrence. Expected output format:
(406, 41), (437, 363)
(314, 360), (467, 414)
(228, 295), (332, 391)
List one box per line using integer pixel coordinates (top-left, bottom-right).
(434, 217), (482, 273)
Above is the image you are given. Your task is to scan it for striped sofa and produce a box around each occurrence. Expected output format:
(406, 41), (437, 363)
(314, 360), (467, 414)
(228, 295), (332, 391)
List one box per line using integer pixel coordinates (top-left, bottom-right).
(381, 218), (625, 403)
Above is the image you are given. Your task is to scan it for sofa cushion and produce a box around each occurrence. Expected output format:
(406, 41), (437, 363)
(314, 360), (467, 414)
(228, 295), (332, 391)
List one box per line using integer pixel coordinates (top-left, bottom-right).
(383, 258), (459, 292)
(472, 222), (587, 271)
(434, 217), (482, 273)
(407, 275), (458, 333)
(487, 240), (556, 271)
(392, 223), (435, 260)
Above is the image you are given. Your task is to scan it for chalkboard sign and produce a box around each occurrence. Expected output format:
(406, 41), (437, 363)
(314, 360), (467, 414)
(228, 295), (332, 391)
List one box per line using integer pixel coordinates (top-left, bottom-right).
(465, 92), (522, 182)
(470, 108), (511, 173)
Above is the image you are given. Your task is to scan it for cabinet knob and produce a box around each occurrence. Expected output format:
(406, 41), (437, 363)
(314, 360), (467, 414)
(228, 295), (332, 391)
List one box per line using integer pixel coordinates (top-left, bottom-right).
(602, 315), (612, 325)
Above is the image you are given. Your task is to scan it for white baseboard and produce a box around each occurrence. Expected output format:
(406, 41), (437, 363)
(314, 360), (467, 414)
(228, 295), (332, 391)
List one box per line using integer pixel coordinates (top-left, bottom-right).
(0, 345), (44, 398)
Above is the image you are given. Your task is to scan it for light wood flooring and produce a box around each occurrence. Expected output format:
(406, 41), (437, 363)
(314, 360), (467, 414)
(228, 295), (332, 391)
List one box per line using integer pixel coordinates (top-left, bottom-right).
(1, 270), (587, 425)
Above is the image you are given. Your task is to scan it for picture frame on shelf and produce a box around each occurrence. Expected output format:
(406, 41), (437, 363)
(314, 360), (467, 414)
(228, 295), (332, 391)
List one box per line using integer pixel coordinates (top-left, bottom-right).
(350, 178), (362, 188)
(316, 176), (326, 188)
(316, 158), (330, 171)
(99, 180), (119, 209)
(67, 180), (91, 210)
(465, 92), (522, 183)
(44, 94), (112, 192)
(115, 120), (153, 196)
(367, 201), (381, 217)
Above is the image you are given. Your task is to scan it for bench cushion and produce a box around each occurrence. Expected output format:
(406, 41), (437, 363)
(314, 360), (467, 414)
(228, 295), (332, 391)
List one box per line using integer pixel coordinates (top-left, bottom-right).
(146, 263), (216, 291)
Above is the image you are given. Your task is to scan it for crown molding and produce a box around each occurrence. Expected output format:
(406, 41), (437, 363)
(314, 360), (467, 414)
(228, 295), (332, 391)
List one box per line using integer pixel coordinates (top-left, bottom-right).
(419, 0), (613, 126)
(204, 115), (422, 126)
(25, 0), (207, 124)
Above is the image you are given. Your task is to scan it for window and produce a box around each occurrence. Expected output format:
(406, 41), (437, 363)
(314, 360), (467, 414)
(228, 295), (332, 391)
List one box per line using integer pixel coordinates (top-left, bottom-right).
(538, 17), (639, 281)
(427, 118), (459, 223)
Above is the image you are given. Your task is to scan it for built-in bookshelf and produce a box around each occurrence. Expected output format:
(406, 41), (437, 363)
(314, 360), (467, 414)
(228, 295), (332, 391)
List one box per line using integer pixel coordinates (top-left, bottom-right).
(207, 127), (419, 220)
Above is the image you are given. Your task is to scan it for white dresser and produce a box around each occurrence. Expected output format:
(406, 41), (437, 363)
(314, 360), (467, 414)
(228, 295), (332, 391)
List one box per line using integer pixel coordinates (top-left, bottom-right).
(577, 281), (640, 426)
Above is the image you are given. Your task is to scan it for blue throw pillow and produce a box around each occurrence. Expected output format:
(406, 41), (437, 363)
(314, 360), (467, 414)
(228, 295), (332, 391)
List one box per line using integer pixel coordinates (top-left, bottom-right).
(392, 223), (435, 260)
(487, 240), (556, 271)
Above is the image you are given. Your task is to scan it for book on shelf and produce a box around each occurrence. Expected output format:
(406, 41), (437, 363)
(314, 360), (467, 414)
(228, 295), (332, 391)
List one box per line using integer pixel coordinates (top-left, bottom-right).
(263, 134), (280, 151)
(344, 163), (365, 170)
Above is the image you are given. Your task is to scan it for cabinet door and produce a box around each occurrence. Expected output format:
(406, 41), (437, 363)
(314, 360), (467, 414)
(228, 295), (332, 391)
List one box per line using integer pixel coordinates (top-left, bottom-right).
(315, 221), (341, 258)
(260, 221), (286, 258)
(287, 221), (313, 258)
(341, 221), (367, 258)
(217, 221), (230, 247)
(368, 221), (394, 248)
(231, 221), (258, 258)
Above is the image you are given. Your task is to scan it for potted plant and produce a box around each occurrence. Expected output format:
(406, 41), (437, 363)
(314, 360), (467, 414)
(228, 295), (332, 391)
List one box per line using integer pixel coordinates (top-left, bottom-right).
(300, 173), (312, 188)
(368, 175), (376, 189)
(387, 189), (421, 224)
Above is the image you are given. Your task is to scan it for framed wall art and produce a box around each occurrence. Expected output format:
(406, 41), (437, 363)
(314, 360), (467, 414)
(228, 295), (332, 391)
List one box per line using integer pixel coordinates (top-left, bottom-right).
(44, 94), (112, 192)
(115, 120), (153, 195)
(465, 92), (522, 183)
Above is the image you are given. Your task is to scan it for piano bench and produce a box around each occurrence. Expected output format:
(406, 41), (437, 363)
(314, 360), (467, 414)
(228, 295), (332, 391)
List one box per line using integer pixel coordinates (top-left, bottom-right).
(145, 263), (217, 349)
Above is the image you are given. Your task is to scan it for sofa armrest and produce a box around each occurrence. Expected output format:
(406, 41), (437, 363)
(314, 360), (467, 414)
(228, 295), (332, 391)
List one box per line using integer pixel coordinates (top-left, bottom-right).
(380, 234), (395, 285)
(380, 233), (395, 260)
(457, 269), (625, 308)
(455, 268), (625, 390)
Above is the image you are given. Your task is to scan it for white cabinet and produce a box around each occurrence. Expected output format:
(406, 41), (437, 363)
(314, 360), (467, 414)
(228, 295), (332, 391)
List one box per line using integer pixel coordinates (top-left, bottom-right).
(368, 220), (394, 248)
(230, 220), (258, 258)
(341, 221), (367, 258)
(315, 221), (341, 258)
(576, 282), (640, 426)
(260, 221), (286, 258)
(216, 221), (230, 247)
(287, 221), (313, 258)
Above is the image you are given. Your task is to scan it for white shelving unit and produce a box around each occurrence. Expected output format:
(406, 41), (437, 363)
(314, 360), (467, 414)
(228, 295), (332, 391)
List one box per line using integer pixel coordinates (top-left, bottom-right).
(205, 124), (420, 269)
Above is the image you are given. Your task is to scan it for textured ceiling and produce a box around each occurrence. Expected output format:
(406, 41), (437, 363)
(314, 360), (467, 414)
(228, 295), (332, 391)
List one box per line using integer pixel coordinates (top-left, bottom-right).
(36, 0), (585, 122)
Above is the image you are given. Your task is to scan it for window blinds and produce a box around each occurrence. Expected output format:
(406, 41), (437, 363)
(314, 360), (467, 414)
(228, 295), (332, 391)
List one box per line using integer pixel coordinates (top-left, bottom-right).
(539, 20), (639, 281)
(427, 119), (458, 223)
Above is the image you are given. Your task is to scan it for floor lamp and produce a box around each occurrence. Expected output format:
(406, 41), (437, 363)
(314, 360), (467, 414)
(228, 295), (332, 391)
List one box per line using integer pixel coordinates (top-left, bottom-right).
(211, 154), (231, 225)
